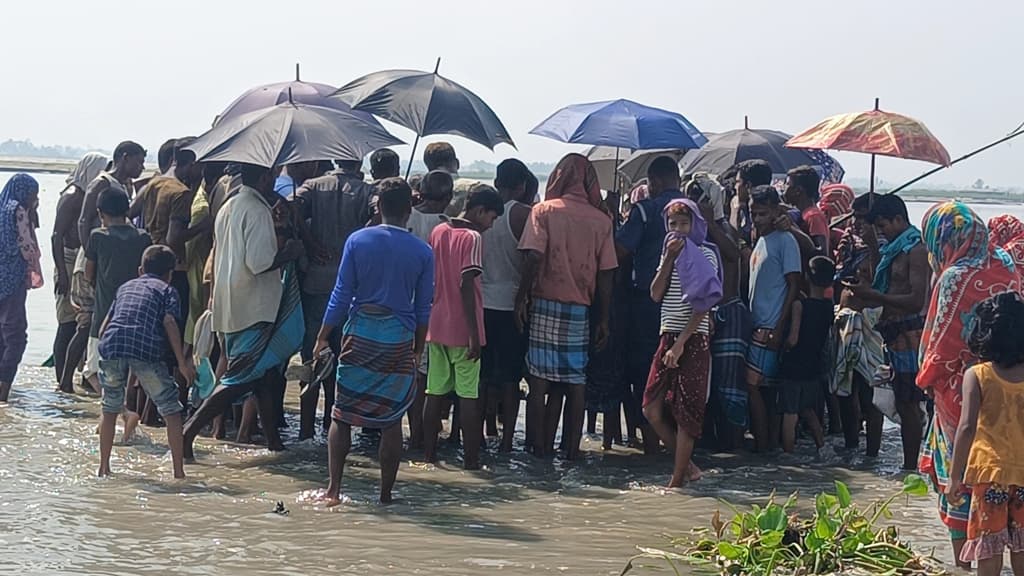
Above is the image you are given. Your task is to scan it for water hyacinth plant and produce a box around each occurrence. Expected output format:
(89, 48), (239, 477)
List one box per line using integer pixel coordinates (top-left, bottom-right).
(622, 475), (951, 576)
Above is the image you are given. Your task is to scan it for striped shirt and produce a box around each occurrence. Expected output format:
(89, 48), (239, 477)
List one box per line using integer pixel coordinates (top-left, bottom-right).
(659, 245), (719, 335)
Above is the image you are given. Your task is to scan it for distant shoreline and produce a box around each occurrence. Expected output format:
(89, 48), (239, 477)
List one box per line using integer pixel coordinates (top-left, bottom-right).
(0, 156), (78, 174)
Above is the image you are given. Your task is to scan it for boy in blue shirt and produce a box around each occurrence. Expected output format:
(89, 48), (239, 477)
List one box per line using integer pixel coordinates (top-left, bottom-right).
(97, 245), (194, 479)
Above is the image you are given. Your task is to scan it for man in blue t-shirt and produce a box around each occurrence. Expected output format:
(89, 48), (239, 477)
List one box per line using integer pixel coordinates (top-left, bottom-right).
(745, 185), (801, 453)
(614, 156), (684, 454)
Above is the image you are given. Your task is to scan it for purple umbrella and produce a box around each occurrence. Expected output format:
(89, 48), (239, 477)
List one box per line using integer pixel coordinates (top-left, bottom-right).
(214, 64), (384, 129)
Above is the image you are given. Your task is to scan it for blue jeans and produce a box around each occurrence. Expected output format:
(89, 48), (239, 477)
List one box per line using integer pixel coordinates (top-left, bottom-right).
(99, 359), (182, 417)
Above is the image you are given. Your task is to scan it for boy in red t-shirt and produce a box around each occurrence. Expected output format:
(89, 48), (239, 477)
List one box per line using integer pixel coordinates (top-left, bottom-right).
(423, 185), (505, 469)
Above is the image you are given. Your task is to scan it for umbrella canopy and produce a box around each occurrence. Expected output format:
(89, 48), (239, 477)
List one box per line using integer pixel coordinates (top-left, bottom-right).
(215, 79), (382, 128)
(186, 102), (404, 168)
(332, 68), (515, 150)
(786, 107), (950, 166)
(530, 99), (707, 150)
(585, 146), (628, 191)
(617, 148), (687, 184)
(680, 127), (845, 182)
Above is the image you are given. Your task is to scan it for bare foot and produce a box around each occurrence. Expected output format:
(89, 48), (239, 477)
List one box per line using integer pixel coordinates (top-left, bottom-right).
(316, 491), (343, 508)
(98, 466), (111, 477)
(267, 441), (287, 452)
(686, 462), (703, 482)
(667, 476), (685, 489)
(121, 412), (140, 445)
(379, 493), (394, 505)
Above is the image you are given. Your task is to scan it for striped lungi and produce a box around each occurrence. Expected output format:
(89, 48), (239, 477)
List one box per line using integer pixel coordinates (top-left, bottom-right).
(55, 246), (78, 324)
(220, 264), (304, 387)
(711, 298), (751, 427)
(527, 298), (589, 385)
(332, 309), (416, 428)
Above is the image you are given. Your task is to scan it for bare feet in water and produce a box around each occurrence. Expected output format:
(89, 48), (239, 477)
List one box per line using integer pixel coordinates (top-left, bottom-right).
(121, 411), (140, 445)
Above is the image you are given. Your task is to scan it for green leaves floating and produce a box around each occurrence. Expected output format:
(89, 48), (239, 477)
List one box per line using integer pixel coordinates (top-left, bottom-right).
(622, 474), (949, 576)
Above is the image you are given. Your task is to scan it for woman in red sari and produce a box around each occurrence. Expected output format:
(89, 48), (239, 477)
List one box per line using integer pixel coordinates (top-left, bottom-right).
(988, 214), (1024, 285)
(919, 201), (1020, 568)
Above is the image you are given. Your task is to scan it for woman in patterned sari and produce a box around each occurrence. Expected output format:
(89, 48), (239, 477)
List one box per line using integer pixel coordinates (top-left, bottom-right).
(918, 201), (1020, 568)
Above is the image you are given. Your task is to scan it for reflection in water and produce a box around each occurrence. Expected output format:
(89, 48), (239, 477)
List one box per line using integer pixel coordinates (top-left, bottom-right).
(2, 366), (959, 575)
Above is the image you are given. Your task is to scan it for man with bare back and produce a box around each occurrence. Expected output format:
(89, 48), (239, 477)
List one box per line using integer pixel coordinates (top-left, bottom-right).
(844, 194), (929, 470)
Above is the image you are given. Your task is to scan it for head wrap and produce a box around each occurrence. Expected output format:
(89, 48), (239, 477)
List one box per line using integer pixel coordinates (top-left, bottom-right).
(66, 152), (110, 192)
(818, 183), (854, 225)
(546, 153), (603, 209)
(0, 174), (39, 300)
(919, 201), (1019, 449)
(662, 198), (722, 314)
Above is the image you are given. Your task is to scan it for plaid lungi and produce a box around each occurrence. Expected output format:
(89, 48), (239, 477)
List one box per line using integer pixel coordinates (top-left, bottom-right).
(527, 298), (589, 385)
(711, 298), (751, 427)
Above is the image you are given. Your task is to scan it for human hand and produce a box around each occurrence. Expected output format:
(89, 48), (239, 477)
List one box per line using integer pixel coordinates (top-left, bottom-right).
(594, 320), (610, 351)
(663, 347), (680, 369)
(55, 272), (70, 296)
(282, 238), (304, 261)
(698, 199), (715, 224)
(665, 237), (685, 260)
(766, 329), (784, 351)
(774, 214), (793, 232)
(944, 478), (964, 506)
(467, 336), (481, 362)
(178, 358), (197, 386)
(312, 337), (330, 361)
(786, 332), (799, 350)
(515, 298), (529, 333)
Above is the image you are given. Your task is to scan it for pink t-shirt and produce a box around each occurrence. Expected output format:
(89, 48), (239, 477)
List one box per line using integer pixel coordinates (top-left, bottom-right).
(427, 220), (486, 347)
(518, 196), (618, 306)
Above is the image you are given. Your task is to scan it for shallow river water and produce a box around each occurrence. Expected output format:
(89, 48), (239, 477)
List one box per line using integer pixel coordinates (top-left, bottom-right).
(0, 171), (1013, 575)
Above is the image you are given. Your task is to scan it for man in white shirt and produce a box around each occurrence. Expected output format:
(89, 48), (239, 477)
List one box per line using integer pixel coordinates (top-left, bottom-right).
(183, 164), (303, 460)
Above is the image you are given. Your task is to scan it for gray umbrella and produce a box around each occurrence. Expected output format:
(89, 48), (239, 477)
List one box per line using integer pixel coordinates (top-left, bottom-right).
(185, 101), (404, 168)
(617, 148), (687, 184)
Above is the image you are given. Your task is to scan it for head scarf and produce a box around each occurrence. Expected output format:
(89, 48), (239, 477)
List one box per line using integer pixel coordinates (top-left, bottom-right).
(0, 174), (39, 300)
(688, 172), (726, 222)
(919, 201), (1019, 441)
(989, 214), (1024, 273)
(662, 198), (722, 314)
(818, 183), (854, 225)
(546, 153), (603, 209)
(66, 152), (110, 192)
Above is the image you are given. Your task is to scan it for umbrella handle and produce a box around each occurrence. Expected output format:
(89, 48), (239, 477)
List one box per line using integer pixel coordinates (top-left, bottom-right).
(405, 134), (422, 180)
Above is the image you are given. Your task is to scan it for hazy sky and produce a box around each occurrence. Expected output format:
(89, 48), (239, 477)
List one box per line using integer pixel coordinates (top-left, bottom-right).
(3, 0), (1021, 187)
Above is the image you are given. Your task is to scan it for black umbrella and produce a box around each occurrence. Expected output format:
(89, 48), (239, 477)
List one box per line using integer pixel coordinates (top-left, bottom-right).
(679, 118), (843, 180)
(332, 59), (515, 176)
(185, 100), (404, 168)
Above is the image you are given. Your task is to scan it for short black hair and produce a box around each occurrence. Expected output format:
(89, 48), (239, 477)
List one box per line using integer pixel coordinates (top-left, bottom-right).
(158, 139), (178, 172)
(808, 255), (836, 288)
(423, 142), (457, 171)
(335, 159), (362, 172)
(408, 174), (423, 192)
(750, 184), (781, 207)
(421, 170), (454, 201)
(494, 159), (532, 191)
(141, 244), (177, 277)
(174, 137), (197, 167)
(737, 159), (773, 187)
(968, 291), (1024, 367)
(202, 162), (228, 183)
(114, 141), (146, 162)
(866, 194), (909, 224)
(464, 183), (505, 216)
(370, 149), (400, 178)
(647, 155), (680, 182)
(377, 177), (413, 219)
(787, 165), (821, 201)
(238, 163), (271, 188)
(851, 192), (879, 214)
(97, 187), (129, 217)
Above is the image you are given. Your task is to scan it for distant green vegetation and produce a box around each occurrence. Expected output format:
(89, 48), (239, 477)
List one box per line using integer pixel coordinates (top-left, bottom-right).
(0, 139), (102, 160)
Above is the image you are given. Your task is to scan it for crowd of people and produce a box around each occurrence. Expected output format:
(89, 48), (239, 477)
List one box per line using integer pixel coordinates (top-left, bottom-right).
(2, 136), (1024, 572)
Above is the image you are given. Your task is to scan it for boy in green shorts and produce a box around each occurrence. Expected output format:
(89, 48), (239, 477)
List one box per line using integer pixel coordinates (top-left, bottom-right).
(423, 185), (504, 469)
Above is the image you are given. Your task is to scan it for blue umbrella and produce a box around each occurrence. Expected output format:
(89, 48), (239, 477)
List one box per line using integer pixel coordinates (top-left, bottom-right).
(530, 99), (708, 150)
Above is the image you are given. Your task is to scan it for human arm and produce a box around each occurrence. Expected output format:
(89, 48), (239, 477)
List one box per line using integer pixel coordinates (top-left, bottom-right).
(699, 201), (740, 264)
(313, 237), (358, 358)
(51, 196), (76, 295)
(785, 299), (803, 350)
(461, 269), (482, 361)
(775, 212), (826, 259)
(413, 251), (435, 357)
(128, 184), (147, 220)
(769, 272), (802, 350)
(163, 313), (195, 384)
(594, 269), (614, 351)
(650, 238), (684, 303)
(78, 179), (108, 247)
(515, 250), (541, 333)
(947, 366), (982, 499)
(662, 311), (709, 368)
(83, 231), (100, 286)
(845, 246), (931, 313)
(614, 205), (644, 265)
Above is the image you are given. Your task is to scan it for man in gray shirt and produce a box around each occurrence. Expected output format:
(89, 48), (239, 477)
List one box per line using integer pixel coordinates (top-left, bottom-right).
(294, 159), (375, 439)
